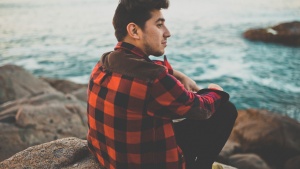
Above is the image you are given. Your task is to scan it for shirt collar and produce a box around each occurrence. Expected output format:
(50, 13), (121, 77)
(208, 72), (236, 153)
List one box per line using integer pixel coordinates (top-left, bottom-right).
(114, 42), (152, 62)
(114, 42), (173, 74)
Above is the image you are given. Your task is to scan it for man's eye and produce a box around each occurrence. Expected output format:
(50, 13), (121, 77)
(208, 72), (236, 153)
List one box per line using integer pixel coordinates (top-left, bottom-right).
(157, 24), (163, 28)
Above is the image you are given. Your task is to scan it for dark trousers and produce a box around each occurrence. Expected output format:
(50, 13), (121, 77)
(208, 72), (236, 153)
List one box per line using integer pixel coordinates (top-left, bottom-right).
(173, 101), (237, 169)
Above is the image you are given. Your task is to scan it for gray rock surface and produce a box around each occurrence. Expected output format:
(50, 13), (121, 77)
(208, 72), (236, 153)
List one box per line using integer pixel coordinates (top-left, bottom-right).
(0, 92), (88, 161)
(40, 77), (87, 94)
(228, 153), (271, 169)
(0, 137), (103, 169)
(40, 77), (88, 102)
(0, 137), (237, 169)
(284, 155), (300, 169)
(71, 88), (88, 102)
(0, 65), (56, 105)
(0, 65), (88, 161)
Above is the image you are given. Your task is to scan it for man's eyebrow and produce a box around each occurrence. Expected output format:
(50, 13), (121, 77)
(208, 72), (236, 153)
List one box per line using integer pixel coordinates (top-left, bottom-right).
(155, 18), (165, 23)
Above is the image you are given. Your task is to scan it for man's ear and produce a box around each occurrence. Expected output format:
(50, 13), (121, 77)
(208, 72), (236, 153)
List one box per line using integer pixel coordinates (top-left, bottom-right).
(127, 23), (140, 40)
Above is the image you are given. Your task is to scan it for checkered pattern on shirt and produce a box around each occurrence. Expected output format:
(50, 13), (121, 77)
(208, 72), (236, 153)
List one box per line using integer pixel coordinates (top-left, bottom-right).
(87, 42), (225, 169)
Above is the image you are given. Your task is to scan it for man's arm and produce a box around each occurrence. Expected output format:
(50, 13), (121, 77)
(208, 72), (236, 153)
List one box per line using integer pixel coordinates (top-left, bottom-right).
(173, 69), (200, 92)
(148, 72), (229, 120)
(173, 69), (224, 92)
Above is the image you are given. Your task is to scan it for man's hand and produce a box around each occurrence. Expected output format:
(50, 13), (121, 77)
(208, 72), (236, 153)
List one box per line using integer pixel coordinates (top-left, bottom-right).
(208, 83), (223, 91)
(173, 70), (200, 92)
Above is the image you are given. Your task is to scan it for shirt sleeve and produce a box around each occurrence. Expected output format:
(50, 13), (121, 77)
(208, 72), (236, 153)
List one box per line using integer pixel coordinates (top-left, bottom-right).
(147, 71), (229, 120)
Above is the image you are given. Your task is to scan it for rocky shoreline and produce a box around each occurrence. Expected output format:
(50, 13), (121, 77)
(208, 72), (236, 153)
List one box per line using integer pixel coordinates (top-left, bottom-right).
(0, 64), (299, 169)
(243, 21), (300, 46)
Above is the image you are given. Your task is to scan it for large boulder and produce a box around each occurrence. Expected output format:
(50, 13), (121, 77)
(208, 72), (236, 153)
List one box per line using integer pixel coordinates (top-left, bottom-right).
(284, 155), (300, 169)
(0, 137), (103, 169)
(217, 141), (242, 164)
(227, 109), (300, 169)
(71, 88), (88, 102)
(228, 153), (271, 169)
(0, 64), (88, 161)
(0, 137), (236, 169)
(243, 21), (300, 46)
(40, 77), (87, 94)
(39, 77), (88, 102)
(0, 65), (56, 105)
(0, 92), (88, 161)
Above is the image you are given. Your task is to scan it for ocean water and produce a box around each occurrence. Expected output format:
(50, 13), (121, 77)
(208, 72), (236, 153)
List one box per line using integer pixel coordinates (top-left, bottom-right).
(0, 0), (300, 121)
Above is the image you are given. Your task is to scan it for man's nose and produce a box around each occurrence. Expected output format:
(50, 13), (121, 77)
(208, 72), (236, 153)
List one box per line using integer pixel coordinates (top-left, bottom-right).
(164, 26), (171, 38)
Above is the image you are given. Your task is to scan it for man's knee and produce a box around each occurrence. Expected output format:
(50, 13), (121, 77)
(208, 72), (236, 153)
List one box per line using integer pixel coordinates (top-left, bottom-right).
(222, 101), (238, 122)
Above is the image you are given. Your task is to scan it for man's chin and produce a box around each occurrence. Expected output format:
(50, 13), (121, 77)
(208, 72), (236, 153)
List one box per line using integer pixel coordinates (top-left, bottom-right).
(151, 51), (165, 57)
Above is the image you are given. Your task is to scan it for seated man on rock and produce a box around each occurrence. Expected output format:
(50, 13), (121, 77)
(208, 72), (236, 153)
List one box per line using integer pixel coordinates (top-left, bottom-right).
(87, 0), (237, 168)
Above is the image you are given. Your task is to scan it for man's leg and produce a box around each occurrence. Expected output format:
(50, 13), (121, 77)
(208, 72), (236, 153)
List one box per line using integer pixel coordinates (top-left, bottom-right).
(173, 101), (237, 169)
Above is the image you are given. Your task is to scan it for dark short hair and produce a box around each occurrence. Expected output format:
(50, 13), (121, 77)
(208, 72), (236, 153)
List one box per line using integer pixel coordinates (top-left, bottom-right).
(113, 0), (169, 41)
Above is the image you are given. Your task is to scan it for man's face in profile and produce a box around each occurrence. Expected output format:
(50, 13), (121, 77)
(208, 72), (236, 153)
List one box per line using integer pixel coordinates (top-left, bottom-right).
(139, 9), (171, 56)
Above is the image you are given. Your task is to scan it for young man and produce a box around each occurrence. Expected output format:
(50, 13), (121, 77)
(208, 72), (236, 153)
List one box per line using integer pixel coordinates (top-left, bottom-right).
(87, 0), (237, 169)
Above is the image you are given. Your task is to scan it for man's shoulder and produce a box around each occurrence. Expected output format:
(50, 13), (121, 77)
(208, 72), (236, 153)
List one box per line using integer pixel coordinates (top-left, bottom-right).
(100, 50), (167, 82)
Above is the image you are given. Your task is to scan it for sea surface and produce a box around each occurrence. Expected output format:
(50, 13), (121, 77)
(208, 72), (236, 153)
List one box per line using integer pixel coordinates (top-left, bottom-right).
(1, 0), (300, 121)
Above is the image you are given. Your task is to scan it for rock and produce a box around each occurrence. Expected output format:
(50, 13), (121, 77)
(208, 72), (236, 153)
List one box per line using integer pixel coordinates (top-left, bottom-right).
(0, 65), (56, 105)
(218, 141), (242, 164)
(213, 162), (237, 169)
(40, 77), (88, 101)
(71, 88), (88, 102)
(243, 21), (300, 46)
(0, 137), (103, 169)
(284, 155), (300, 169)
(0, 92), (88, 161)
(0, 65), (89, 161)
(0, 137), (236, 169)
(228, 153), (271, 169)
(40, 77), (87, 94)
(229, 109), (300, 169)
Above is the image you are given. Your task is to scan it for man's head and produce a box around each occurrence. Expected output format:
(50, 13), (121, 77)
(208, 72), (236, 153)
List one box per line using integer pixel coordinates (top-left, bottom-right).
(113, 0), (171, 56)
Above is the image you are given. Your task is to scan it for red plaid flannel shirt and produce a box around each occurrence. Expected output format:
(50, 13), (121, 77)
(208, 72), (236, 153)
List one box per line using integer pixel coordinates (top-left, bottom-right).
(87, 42), (228, 169)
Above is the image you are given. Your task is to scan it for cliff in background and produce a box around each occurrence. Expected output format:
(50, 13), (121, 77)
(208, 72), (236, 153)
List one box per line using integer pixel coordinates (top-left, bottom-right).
(243, 21), (300, 46)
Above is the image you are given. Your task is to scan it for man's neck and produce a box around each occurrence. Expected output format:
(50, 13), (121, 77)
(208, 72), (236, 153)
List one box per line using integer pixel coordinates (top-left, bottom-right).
(122, 39), (148, 56)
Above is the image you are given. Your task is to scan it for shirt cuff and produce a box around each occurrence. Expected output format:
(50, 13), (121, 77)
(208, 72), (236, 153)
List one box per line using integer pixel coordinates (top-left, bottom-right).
(197, 88), (230, 103)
